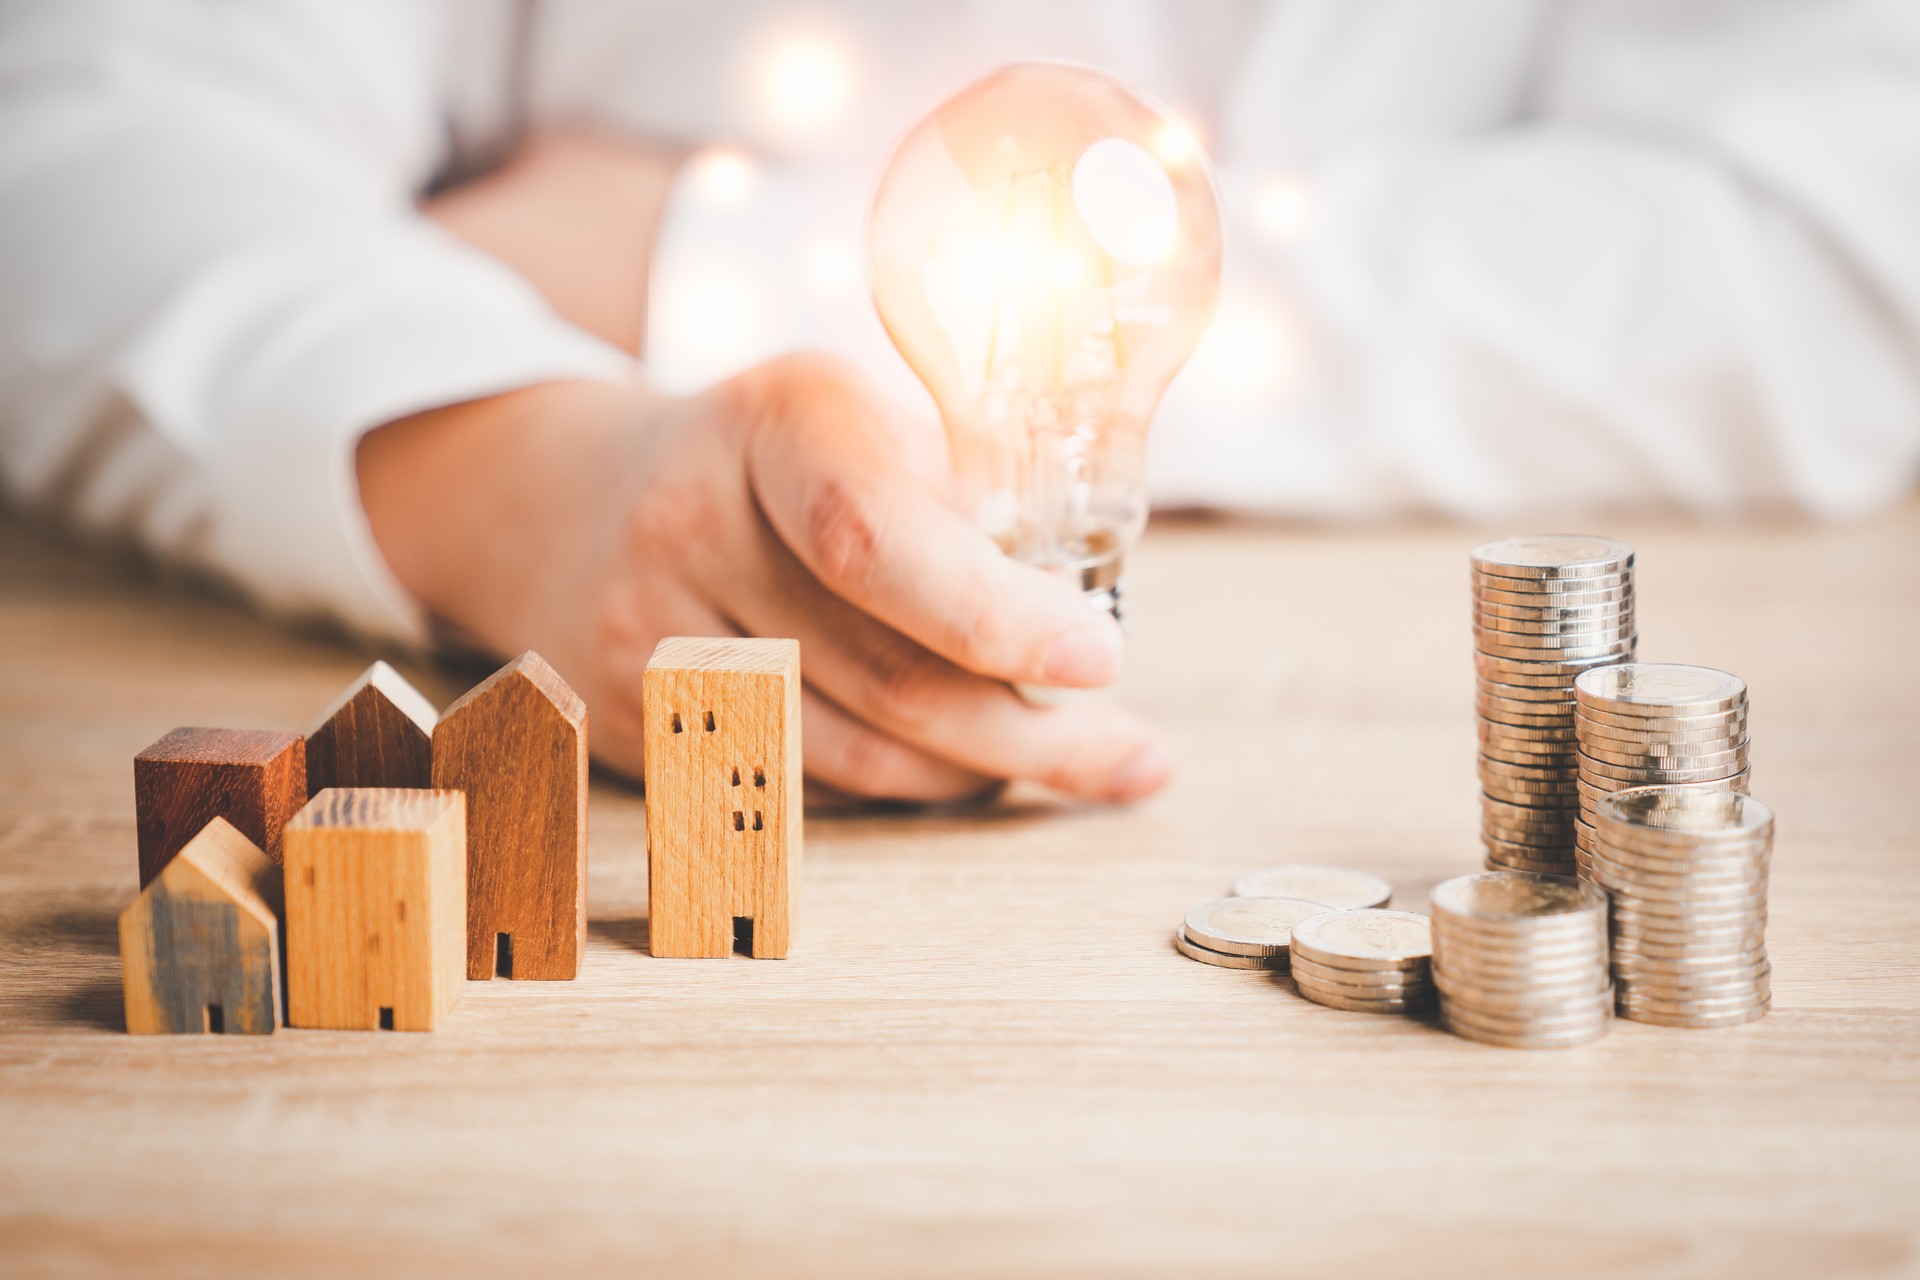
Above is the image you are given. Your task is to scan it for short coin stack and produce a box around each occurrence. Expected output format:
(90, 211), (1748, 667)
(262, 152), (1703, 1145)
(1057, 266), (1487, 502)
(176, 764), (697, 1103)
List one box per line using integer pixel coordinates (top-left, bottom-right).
(1571, 664), (1751, 878)
(1472, 535), (1637, 877)
(1176, 897), (1332, 971)
(1592, 786), (1772, 1028)
(1288, 909), (1434, 1014)
(1429, 871), (1612, 1049)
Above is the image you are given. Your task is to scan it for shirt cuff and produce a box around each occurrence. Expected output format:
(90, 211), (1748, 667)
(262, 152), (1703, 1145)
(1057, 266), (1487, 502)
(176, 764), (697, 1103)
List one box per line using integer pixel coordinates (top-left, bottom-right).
(115, 217), (638, 645)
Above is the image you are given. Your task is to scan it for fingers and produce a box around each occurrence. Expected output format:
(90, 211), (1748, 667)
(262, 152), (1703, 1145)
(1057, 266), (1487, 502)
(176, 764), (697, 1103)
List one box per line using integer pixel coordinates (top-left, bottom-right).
(732, 355), (1126, 690)
(717, 525), (1174, 802)
(800, 688), (1004, 803)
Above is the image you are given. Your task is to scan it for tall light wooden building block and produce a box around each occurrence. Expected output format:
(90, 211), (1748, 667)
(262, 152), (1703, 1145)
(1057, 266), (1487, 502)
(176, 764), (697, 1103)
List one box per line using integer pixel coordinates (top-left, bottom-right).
(284, 789), (466, 1032)
(431, 652), (588, 981)
(643, 637), (801, 959)
(305, 661), (436, 795)
(134, 727), (305, 886)
(119, 818), (282, 1035)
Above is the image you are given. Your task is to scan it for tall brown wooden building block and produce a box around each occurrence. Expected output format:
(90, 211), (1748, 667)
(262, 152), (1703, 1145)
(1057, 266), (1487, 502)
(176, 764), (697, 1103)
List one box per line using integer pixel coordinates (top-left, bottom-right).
(284, 789), (466, 1032)
(305, 661), (437, 795)
(431, 652), (588, 981)
(134, 728), (305, 887)
(119, 817), (283, 1036)
(643, 637), (801, 959)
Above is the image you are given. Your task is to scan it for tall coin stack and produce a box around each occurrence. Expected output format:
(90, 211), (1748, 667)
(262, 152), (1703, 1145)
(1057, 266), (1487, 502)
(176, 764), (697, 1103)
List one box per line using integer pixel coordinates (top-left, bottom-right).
(1472, 536), (1637, 877)
(1591, 786), (1773, 1028)
(1570, 664), (1751, 877)
(1429, 871), (1612, 1050)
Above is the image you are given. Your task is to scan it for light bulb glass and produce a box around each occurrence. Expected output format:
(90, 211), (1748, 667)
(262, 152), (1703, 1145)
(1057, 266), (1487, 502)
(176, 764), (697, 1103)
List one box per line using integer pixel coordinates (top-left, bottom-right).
(867, 62), (1222, 618)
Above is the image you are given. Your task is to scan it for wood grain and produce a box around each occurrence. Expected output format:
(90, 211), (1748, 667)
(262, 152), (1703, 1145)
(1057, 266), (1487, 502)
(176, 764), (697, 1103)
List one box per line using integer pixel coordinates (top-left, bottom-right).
(118, 817), (282, 1035)
(133, 727), (304, 885)
(2, 507), (1919, 1278)
(644, 637), (801, 958)
(283, 788), (466, 1032)
(431, 652), (587, 980)
(304, 661), (436, 795)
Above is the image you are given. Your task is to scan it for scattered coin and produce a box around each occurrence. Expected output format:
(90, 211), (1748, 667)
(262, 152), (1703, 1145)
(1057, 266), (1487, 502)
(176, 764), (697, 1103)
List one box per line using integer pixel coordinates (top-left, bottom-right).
(1230, 864), (1393, 910)
(1172, 928), (1288, 971)
(1181, 897), (1331, 960)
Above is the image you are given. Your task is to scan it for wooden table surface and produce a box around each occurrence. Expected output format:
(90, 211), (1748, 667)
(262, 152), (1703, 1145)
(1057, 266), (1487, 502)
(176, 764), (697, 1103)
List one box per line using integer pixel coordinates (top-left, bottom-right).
(3, 506), (1918, 1279)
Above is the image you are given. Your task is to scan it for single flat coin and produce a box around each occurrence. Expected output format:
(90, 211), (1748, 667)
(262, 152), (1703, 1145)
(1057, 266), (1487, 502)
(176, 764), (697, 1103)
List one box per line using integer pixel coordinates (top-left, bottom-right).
(1574, 664), (1747, 717)
(1478, 705), (1581, 730)
(1577, 739), (1751, 771)
(1576, 755), (1749, 787)
(1477, 635), (1637, 663)
(1172, 929), (1288, 970)
(1473, 597), (1636, 623)
(1479, 678), (1587, 703)
(1472, 615), (1636, 642)
(1572, 705), (1748, 736)
(1181, 897), (1331, 958)
(1566, 717), (1751, 744)
(1230, 864), (1393, 910)
(1290, 909), (1434, 971)
(1475, 650), (1634, 683)
(1478, 756), (1582, 781)
(1481, 719), (1581, 743)
(1476, 582), (1633, 609)
(1471, 535), (1636, 580)
(1439, 988), (1616, 1028)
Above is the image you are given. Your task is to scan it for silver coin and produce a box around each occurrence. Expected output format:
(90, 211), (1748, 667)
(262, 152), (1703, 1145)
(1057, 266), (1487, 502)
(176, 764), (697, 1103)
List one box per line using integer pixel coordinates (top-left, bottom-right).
(1482, 718), (1582, 743)
(1483, 779), (1581, 807)
(1473, 615), (1635, 642)
(1577, 755), (1750, 787)
(1473, 596), (1637, 622)
(1577, 739), (1751, 771)
(1289, 961), (1436, 998)
(1479, 678), (1588, 703)
(1479, 755), (1582, 781)
(1475, 582), (1634, 610)
(1574, 664), (1747, 717)
(1475, 650), (1634, 683)
(1482, 836), (1578, 865)
(1181, 897), (1332, 958)
(1478, 704), (1580, 729)
(1439, 988), (1615, 1027)
(1290, 909), (1434, 971)
(1616, 998), (1768, 1029)
(1292, 983), (1435, 1015)
(1477, 635), (1638, 663)
(1172, 928), (1289, 970)
(1610, 933), (1766, 962)
(1572, 705), (1748, 736)
(1573, 716), (1751, 748)
(1616, 980), (1771, 1013)
(1230, 864), (1393, 910)
(1470, 534), (1636, 579)
(1430, 870), (1603, 923)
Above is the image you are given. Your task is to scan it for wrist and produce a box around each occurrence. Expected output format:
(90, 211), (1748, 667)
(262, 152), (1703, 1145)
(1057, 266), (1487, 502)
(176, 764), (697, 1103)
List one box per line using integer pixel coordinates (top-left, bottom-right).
(356, 380), (656, 651)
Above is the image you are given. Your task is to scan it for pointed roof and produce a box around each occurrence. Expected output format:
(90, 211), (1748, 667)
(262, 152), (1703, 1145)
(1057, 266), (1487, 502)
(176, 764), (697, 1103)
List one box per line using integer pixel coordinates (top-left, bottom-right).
(308, 660), (438, 739)
(439, 650), (586, 728)
(127, 817), (281, 929)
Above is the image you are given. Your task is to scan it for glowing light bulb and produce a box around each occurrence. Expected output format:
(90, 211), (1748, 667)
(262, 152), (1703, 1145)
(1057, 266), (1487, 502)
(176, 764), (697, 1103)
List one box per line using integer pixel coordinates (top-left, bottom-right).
(867, 62), (1222, 619)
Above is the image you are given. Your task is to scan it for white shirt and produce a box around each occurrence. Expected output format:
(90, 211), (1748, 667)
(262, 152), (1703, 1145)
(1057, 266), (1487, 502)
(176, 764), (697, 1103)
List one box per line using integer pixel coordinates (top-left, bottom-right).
(3, 0), (1917, 644)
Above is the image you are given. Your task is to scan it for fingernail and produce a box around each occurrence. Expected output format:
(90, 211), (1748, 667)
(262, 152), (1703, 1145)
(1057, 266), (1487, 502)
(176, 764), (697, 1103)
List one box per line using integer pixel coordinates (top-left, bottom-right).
(1106, 741), (1174, 801)
(1040, 622), (1124, 686)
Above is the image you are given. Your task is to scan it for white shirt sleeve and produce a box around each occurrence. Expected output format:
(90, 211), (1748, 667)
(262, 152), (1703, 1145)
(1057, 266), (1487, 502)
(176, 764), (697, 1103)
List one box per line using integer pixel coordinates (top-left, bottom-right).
(0, 2), (636, 643)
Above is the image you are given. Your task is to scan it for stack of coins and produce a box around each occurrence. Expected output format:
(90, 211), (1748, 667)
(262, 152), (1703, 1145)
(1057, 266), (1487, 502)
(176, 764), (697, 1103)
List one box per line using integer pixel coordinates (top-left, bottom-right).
(1231, 864), (1392, 910)
(1175, 897), (1331, 971)
(1472, 535), (1637, 877)
(1429, 871), (1612, 1049)
(1592, 786), (1772, 1028)
(1287, 909), (1434, 1013)
(1571, 664), (1751, 878)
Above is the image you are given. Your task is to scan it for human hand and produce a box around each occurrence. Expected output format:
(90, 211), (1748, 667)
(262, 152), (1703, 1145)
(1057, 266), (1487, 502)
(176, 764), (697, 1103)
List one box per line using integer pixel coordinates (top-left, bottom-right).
(358, 357), (1172, 803)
